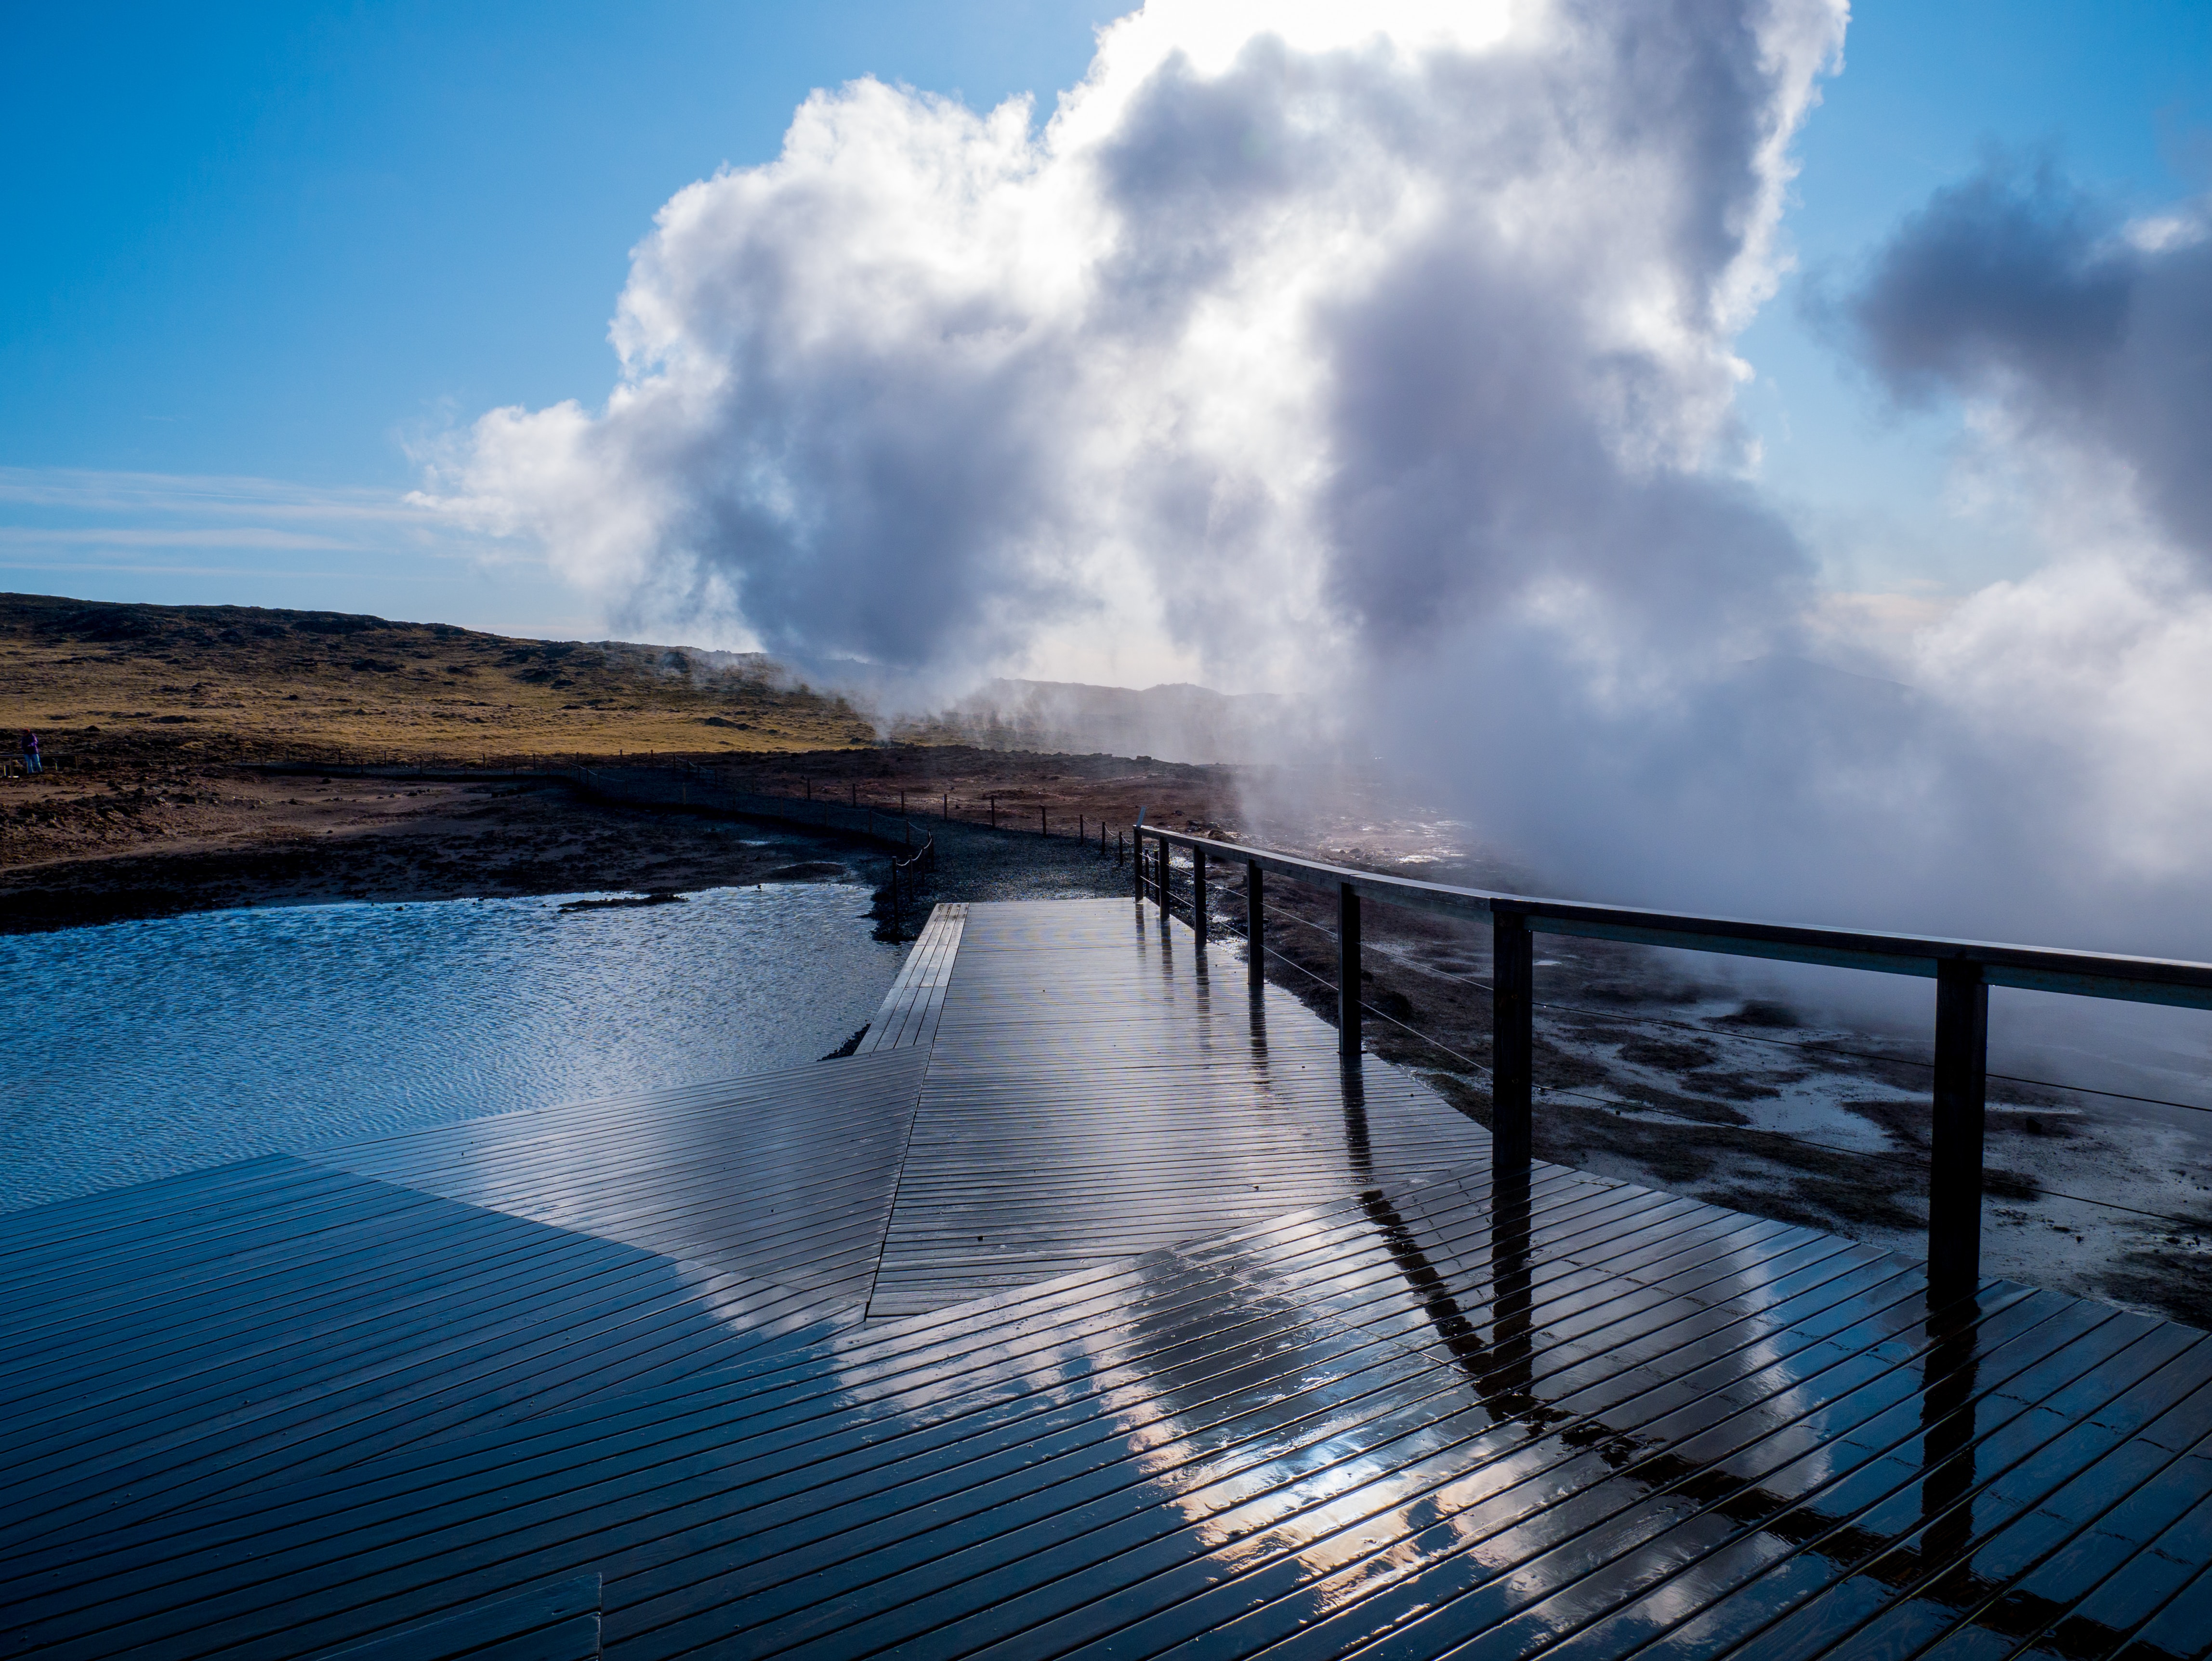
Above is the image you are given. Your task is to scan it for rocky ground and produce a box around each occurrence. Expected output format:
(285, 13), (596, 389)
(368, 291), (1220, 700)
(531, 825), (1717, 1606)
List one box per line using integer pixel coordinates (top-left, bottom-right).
(0, 770), (890, 931)
(0, 741), (1222, 932)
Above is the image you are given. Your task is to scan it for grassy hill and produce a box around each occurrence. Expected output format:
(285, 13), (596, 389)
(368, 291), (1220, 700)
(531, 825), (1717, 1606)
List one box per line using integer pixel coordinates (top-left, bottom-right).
(0, 593), (877, 763)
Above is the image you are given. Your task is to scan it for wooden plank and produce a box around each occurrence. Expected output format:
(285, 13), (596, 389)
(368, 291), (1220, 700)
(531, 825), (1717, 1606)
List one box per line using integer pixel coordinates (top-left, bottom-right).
(32, 1166), (2187, 1661)
(0, 1049), (929, 1557)
(312, 1574), (600, 1661)
(867, 898), (1490, 1318)
(854, 903), (966, 1055)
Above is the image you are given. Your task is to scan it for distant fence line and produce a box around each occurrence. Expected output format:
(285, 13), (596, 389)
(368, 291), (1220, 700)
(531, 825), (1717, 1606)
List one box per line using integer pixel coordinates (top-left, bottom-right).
(258, 750), (1142, 864)
(257, 753), (1155, 939)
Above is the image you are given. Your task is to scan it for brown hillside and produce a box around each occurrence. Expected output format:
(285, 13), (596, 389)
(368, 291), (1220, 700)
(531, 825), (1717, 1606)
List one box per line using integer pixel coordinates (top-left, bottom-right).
(0, 592), (876, 764)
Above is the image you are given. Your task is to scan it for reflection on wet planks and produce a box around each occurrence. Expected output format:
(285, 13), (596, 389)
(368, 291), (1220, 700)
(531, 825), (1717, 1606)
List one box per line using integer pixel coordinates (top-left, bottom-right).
(18, 1157), (2207, 1658)
(867, 898), (1493, 1318)
(3, 895), (2210, 1660)
(0, 1048), (931, 1556)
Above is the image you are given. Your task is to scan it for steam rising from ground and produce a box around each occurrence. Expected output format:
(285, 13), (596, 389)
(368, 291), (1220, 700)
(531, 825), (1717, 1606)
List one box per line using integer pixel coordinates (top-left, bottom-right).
(422, 0), (1839, 692)
(423, 0), (2212, 959)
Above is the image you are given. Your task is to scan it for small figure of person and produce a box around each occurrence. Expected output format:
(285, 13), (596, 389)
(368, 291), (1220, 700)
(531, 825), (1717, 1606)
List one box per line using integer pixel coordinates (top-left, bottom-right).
(21, 731), (39, 775)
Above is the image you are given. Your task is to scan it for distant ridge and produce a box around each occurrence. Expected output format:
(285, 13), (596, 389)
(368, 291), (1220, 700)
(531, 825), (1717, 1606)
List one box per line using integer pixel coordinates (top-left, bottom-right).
(0, 591), (873, 757)
(0, 592), (1291, 764)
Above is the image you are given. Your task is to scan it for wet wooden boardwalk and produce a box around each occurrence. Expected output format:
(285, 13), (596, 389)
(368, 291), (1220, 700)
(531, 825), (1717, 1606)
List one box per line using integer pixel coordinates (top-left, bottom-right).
(4, 898), (2210, 1660)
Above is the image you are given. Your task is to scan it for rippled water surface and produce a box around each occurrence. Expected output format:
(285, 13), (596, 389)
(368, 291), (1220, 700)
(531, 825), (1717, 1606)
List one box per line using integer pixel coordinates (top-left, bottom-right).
(0, 883), (900, 1213)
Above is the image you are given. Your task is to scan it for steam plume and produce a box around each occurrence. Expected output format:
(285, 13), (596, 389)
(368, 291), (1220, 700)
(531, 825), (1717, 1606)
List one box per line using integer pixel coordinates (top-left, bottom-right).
(421, 1), (2212, 958)
(420, 0), (1843, 691)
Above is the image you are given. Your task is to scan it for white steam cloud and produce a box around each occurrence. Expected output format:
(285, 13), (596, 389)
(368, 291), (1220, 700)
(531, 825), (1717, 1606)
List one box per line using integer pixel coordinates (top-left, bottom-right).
(421, 0), (2212, 959)
(421, 0), (1841, 689)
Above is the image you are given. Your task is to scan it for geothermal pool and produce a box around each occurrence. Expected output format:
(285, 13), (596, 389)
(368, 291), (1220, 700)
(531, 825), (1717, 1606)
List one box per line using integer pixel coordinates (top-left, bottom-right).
(0, 883), (900, 1213)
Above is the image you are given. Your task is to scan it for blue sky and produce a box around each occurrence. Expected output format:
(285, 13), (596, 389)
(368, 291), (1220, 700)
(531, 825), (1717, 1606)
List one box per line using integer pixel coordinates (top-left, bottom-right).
(2, 0), (2207, 641)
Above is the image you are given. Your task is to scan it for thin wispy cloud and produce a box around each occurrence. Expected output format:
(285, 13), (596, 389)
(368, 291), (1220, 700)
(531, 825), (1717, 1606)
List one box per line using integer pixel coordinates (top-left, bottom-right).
(0, 527), (368, 551)
(0, 464), (544, 573)
(0, 560), (463, 582)
(0, 464), (560, 628)
(0, 467), (446, 523)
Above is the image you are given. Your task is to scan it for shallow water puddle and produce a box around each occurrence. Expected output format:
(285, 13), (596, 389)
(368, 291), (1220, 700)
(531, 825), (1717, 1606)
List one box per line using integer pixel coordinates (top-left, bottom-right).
(0, 882), (900, 1211)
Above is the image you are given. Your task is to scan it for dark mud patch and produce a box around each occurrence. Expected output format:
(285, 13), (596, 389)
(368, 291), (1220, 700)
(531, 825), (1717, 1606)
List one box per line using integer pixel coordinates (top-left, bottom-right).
(1677, 1069), (1785, 1103)
(1615, 1036), (1719, 1071)
(1505, 1095), (1738, 1189)
(1633, 1092), (1755, 1128)
(560, 891), (685, 912)
(761, 861), (850, 883)
(1700, 1176), (1925, 1235)
(1846, 1097), (1932, 1149)
(1713, 999), (1802, 1029)
(1983, 1166), (2044, 1201)
(1988, 1106), (2084, 1139)
(1363, 984), (1417, 1022)
(2101, 1246), (2212, 1331)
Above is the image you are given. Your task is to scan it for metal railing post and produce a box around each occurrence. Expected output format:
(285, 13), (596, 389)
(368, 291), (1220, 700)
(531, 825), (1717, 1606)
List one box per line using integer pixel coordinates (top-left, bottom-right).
(1930, 957), (1988, 1302)
(1133, 831), (1145, 900)
(1493, 910), (1533, 1173)
(1247, 861), (1264, 983)
(1192, 846), (1208, 946)
(1338, 882), (1361, 1057)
